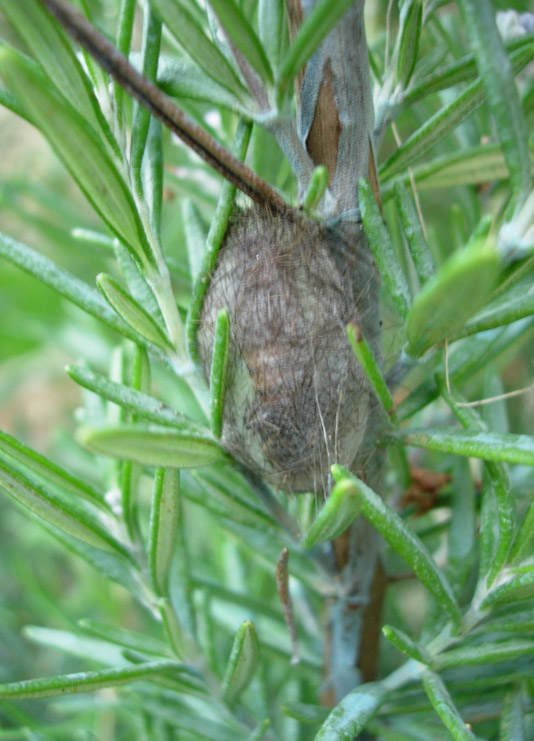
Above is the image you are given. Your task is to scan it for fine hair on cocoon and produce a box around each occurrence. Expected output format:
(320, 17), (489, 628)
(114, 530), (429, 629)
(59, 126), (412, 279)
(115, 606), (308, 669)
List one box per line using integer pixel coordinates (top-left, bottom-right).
(198, 206), (372, 494)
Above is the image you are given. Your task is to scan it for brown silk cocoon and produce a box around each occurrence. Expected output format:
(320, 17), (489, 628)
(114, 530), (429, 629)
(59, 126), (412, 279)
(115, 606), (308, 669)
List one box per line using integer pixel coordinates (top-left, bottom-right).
(198, 207), (371, 493)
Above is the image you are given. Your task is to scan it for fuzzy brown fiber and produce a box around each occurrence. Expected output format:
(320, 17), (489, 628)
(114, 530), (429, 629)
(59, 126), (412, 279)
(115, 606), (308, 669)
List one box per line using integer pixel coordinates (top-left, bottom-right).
(198, 207), (371, 493)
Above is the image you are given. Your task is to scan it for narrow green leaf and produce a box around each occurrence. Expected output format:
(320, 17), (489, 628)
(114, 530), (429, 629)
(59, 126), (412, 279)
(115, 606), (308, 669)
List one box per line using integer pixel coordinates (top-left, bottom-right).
(0, 232), (147, 345)
(347, 323), (395, 415)
(221, 620), (259, 704)
(130, 5), (162, 200)
(402, 33), (534, 107)
(23, 625), (125, 669)
(315, 682), (386, 740)
(0, 428), (106, 511)
(405, 236), (500, 356)
(0, 660), (187, 700)
(114, 0), (137, 126)
(422, 671), (476, 740)
(149, 468), (180, 596)
(383, 145), (534, 198)
(283, 702), (329, 724)
(394, 427), (534, 466)
(149, 0), (248, 98)
(500, 685), (525, 741)
(359, 178), (411, 318)
(301, 165), (329, 212)
(446, 460), (476, 594)
(440, 384), (514, 583)
(36, 518), (142, 595)
(435, 639), (534, 670)
(453, 282), (534, 339)
(209, 308), (231, 439)
(277, 0), (357, 98)
(301, 478), (362, 549)
(186, 119), (252, 362)
(182, 198), (207, 283)
(97, 273), (172, 351)
(394, 181), (434, 284)
(0, 47), (153, 267)
(396, 0), (423, 89)
(248, 719), (271, 741)
(66, 365), (206, 434)
(207, 0), (273, 86)
(0, 84), (31, 121)
(459, 0), (531, 202)
(157, 56), (249, 113)
(508, 496), (534, 565)
(382, 625), (430, 664)
(187, 470), (275, 528)
(0, 458), (128, 557)
(484, 462), (513, 583)
(380, 45), (534, 182)
(79, 619), (171, 658)
(113, 240), (163, 325)
(331, 466), (460, 625)
(78, 425), (225, 468)
(2, 0), (115, 149)
(258, 0), (286, 71)
(480, 571), (534, 609)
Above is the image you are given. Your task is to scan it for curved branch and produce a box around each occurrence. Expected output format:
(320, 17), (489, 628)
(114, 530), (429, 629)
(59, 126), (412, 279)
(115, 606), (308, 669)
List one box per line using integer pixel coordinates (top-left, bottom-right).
(40, 0), (292, 215)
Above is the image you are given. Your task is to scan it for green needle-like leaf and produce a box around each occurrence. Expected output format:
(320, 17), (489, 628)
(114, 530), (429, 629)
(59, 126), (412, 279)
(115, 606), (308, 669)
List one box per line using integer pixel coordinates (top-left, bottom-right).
(394, 181), (434, 284)
(78, 425), (225, 469)
(396, 0), (422, 89)
(186, 119), (252, 362)
(207, 0), (273, 86)
(0, 660), (188, 700)
(149, 468), (180, 596)
(0, 46), (153, 267)
(221, 620), (260, 705)
(316, 682), (386, 740)
(480, 572), (534, 609)
(422, 671), (476, 740)
(258, 0), (286, 71)
(182, 198), (208, 283)
(394, 427), (534, 466)
(459, 0), (531, 203)
(331, 466), (460, 624)
(97, 273), (172, 351)
(301, 165), (329, 212)
(0, 458), (128, 557)
(402, 33), (534, 108)
(382, 625), (430, 664)
(453, 282), (534, 340)
(380, 45), (534, 182)
(406, 236), (500, 356)
(149, 0), (248, 99)
(500, 686), (525, 741)
(66, 365), (206, 434)
(359, 178), (411, 318)
(347, 323), (395, 415)
(301, 478), (362, 549)
(0, 428), (106, 511)
(209, 308), (231, 439)
(383, 144), (534, 197)
(508, 495), (534, 565)
(2, 0), (117, 151)
(436, 640), (534, 670)
(0, 231), (144, 344)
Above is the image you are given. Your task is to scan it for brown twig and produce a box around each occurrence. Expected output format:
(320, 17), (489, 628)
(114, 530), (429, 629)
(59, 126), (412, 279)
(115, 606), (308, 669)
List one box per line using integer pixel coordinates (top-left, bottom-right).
(39, 0), (291, 215)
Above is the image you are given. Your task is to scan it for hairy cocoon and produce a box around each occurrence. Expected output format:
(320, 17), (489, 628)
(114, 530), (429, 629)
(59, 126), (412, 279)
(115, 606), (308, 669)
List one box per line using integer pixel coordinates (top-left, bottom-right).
(198, 207), (371, 493)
